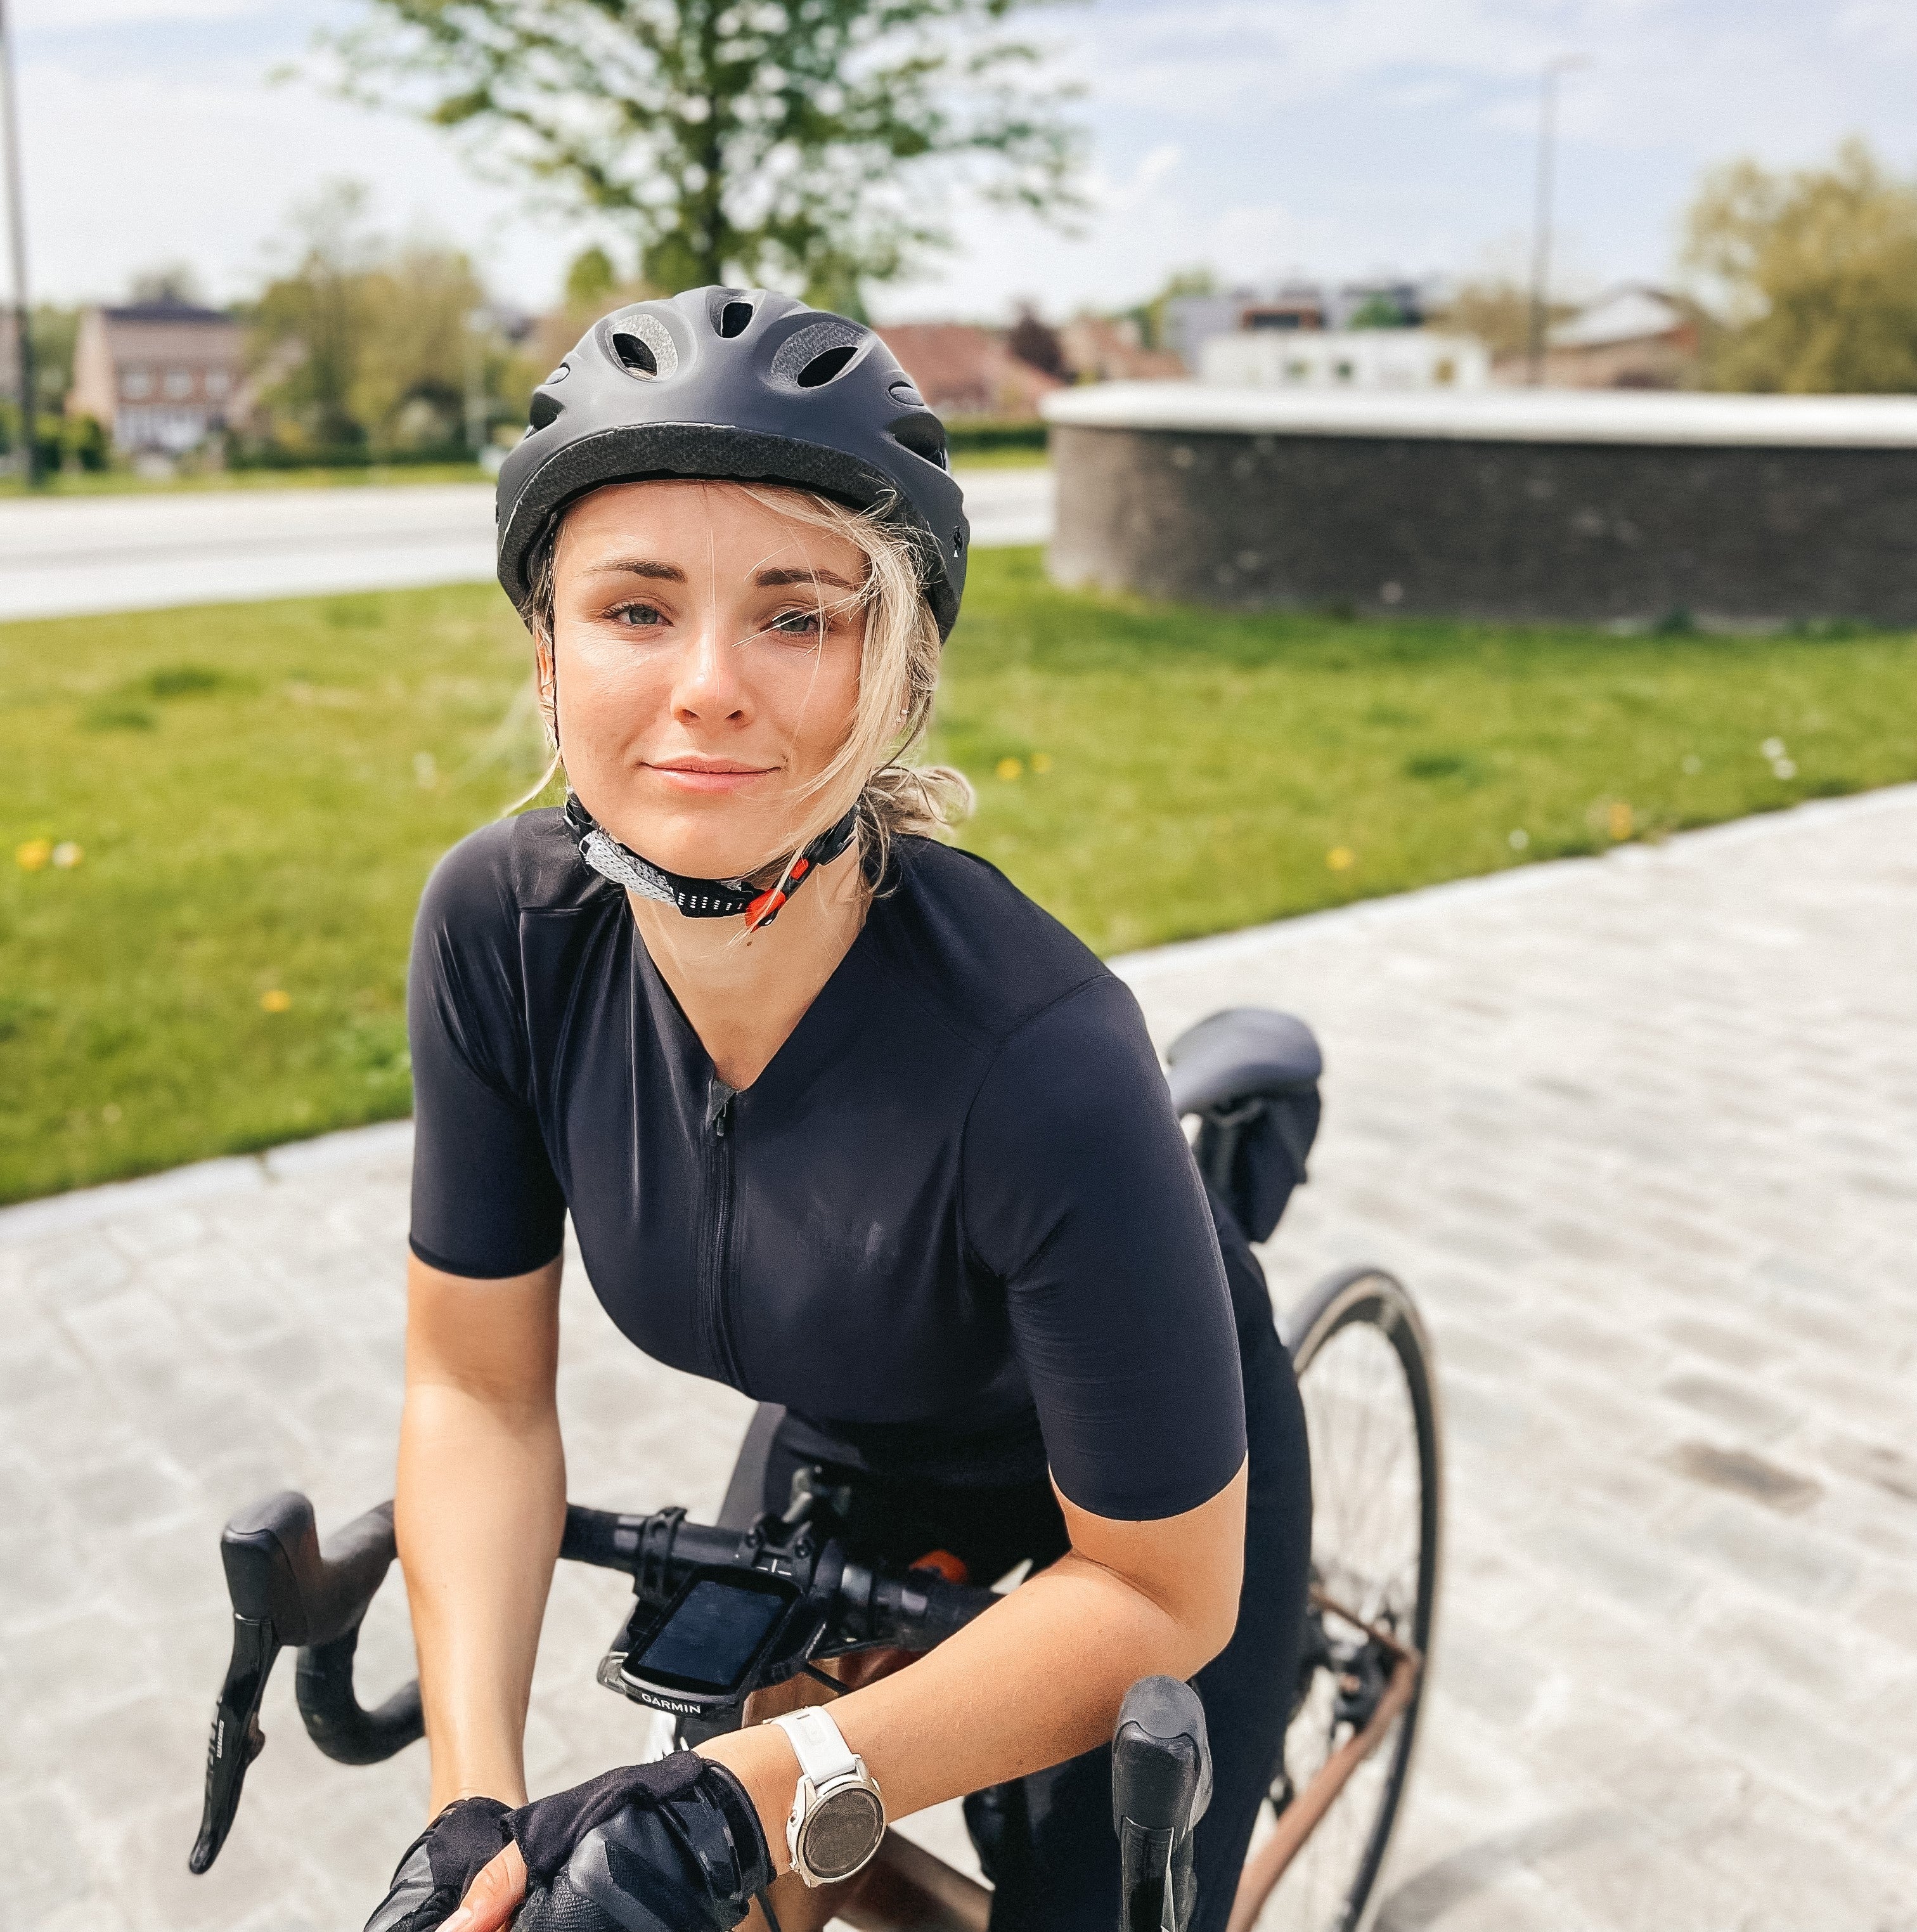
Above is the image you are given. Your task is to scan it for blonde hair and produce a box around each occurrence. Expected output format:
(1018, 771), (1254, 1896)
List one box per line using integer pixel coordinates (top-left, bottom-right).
(516, 482), (971, 889)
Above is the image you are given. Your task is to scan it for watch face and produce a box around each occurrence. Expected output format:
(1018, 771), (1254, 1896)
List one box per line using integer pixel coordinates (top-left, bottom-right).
(801, 1784), (884, 1881)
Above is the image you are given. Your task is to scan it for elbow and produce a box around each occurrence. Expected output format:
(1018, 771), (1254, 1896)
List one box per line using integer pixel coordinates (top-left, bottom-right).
(1186, 1579), (1244, 1676)
(1161, 1553), (1244, 1680)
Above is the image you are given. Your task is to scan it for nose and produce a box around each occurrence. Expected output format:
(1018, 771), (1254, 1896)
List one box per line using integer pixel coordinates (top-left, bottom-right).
(668, 597), (749, 725)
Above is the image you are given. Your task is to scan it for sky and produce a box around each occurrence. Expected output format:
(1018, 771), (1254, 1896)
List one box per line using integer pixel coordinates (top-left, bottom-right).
(11, 0), (1917, 323)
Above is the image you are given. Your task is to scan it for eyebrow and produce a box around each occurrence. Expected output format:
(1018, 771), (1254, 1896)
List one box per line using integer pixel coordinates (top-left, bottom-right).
(756, 566), (858, 592)
(583, 559), (687, 581)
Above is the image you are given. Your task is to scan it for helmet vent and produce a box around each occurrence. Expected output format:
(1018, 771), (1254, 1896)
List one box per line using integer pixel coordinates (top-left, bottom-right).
(529, 389), (564, 431)
(771, 318), (868, 389)
(889, 412), (950, 472)
(602, 311), (678, 382)
(718, 299), (756, 338)
(611, 332), (658, 377)
(796, 344), (858, 388)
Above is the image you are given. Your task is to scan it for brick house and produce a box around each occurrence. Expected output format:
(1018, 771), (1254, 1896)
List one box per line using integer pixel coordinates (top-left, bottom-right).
(68, 297), (245, 454)
(875, 323), (1062, 418)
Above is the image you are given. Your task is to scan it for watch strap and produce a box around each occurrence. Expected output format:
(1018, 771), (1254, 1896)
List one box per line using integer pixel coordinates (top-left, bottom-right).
(769, 1707), (860, 1786)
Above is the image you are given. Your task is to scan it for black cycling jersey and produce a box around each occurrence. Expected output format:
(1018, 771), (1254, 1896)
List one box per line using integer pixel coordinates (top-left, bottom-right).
(407, 812), (1249, 1522)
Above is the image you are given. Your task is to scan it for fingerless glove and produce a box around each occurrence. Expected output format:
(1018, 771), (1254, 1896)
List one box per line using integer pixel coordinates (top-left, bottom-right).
(364, 1796), (514, 1932)
(509, 1754), (774, 1932)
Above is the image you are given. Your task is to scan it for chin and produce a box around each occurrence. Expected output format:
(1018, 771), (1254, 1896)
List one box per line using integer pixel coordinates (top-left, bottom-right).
(595, 795), (782, 883)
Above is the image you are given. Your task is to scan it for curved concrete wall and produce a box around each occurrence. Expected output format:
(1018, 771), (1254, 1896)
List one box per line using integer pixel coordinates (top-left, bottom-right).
(1043, 386), (1917, 628)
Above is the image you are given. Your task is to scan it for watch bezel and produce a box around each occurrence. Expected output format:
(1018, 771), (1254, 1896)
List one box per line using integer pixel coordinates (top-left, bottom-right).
(790, 1768), (886, 1885)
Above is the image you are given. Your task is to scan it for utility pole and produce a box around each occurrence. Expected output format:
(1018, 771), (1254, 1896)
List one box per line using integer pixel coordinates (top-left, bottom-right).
(0, 0), (37, 484)
(1526, 54), (1589, 388)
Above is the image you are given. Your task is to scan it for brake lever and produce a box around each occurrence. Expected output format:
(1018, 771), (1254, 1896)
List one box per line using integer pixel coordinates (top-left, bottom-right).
(188, 1612), (278, 1874)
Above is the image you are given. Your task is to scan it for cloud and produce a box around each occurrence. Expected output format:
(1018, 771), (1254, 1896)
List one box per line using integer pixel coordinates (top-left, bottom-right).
(14, 0), (274, 26)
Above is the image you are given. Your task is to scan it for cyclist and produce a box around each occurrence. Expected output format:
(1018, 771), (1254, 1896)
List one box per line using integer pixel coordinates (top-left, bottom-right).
(368, 288), (1311, 1932)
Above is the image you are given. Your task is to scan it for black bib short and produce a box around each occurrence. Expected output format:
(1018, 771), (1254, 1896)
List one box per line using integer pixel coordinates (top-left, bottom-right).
(408, 813), (1313, 1931)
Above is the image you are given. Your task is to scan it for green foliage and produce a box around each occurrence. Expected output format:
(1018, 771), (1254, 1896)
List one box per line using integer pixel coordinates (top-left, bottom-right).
(1347, 294), (1412, 330)
(243, 179), (528, 459)
(6, 558), (1916, 1198)
(326, 0), (1087, 306)
(1683, 138), (1917, 392)
(1123, 266), (1215, 355)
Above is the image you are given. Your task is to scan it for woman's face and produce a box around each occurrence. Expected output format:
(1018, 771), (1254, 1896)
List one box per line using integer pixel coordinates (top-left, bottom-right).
(546, 479), (867, 881)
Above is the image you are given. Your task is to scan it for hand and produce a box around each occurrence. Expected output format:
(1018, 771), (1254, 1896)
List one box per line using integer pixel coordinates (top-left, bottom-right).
(493, 1754), (775, 1932)
(439, 1842), (527, 1932)
(364, 1796), (514, 1932)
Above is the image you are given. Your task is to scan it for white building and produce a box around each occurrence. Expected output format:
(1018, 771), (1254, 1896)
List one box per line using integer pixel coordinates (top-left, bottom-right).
(68, 297), (245, 455)
(1200, 329), (1490, 391)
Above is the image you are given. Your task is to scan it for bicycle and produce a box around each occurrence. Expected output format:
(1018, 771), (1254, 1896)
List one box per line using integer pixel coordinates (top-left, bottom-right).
(187, 1006), (1442, 1932)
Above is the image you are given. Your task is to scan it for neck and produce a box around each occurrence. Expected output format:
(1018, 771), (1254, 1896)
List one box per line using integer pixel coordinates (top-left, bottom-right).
(629, 843), (869, 1090)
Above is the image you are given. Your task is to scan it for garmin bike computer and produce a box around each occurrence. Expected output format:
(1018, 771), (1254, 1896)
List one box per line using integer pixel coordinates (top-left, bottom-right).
(604, 1567), (803, 1725)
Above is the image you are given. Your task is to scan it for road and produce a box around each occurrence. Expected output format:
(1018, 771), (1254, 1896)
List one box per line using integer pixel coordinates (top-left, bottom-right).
(3, 786), (1914, 1929)
(0, 466), (1055, 622)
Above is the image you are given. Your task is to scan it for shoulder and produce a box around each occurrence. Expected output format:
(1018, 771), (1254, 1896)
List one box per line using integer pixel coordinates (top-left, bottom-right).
(416, 807), (612, 940)
(870, 838), (1120, 1050)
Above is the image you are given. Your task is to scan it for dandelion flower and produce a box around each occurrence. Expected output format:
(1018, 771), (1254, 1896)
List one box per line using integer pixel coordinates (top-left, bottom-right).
(1608, 801), (1634, 840)
(15, 838), (52, 871)
(261, 989), (293, 1014)
(995, 756), (1024, 781)
(51, 841), (84, 869)
(1326, 846), (1356, 872)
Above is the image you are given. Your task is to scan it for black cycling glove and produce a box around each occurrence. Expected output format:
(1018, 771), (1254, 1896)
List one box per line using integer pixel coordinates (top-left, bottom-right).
(508, 1753), (775, 1932)
(365, 1796), (515, 1932)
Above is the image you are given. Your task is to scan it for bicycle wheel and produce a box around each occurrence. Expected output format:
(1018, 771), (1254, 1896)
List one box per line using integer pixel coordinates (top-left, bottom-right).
(1232, 1267), (1442, 1932)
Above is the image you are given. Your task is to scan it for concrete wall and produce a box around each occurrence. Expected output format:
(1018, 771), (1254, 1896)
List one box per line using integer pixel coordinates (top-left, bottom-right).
(1044, 387), (1917, 628)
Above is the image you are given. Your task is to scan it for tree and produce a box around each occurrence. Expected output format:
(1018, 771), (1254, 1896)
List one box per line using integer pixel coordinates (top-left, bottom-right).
(246, 180), (510, 457)
(1430, 280), (1568, 365)
(323, 0), (1085, 310)
(1682, 139), (1917, 393)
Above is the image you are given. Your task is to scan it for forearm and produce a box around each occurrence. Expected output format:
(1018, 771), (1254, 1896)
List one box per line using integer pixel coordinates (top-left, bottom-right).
(398, 1373), (567, 1812)
(703, 1467), (1247, 1864)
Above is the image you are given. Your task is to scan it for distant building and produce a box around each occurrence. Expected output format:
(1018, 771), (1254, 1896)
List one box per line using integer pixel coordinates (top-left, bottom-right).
(1518, 287), (1701, 389)
(876, 323), (1062, 418)
(68, 297), (245, 453)
(1057, 314), (1186, 384)
(1201, 328), (1490, 391)
(1166, 278), (1443, 372)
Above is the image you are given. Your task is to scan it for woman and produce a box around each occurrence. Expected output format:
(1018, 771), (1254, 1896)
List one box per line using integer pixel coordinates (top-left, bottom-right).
(368, 287), (1311, 1932)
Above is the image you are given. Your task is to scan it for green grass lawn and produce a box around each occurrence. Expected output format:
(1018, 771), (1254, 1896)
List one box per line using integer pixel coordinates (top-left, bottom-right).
(4, 548), (1914, 1203)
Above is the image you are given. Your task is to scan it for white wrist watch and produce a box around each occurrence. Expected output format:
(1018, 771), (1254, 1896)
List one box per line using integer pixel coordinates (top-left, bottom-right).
(767, 1706), (887, 1886)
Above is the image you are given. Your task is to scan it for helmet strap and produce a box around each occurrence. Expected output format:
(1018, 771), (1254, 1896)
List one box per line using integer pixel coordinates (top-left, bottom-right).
(564, 791), (858, 930)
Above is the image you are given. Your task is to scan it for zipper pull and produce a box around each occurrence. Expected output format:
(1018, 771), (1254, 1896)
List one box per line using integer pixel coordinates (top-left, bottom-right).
(706, 1079), (735, 1138)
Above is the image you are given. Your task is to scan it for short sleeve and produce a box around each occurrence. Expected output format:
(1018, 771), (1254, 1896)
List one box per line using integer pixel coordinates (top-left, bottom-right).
(407, 827), (568, 1279)
(960, 976), (1248, 1521)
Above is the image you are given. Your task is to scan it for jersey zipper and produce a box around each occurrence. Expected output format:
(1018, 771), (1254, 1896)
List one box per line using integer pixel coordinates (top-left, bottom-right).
(700, 1078), (744, 1385)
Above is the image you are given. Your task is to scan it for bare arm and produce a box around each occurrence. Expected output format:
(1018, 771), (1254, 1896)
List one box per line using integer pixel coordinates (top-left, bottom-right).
(397, 1251), (567, 1815)
(447, 1453), (1247, 1932)
(710, 1460), (1249, 1841)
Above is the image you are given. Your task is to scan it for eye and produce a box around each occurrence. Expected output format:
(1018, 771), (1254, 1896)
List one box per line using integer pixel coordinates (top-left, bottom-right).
(769, 606), (827, 639)
(610, 600), (668, 628)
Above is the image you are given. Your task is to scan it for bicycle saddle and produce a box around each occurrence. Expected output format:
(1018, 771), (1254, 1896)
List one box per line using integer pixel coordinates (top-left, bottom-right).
(1165, 1008), (1322, 1117)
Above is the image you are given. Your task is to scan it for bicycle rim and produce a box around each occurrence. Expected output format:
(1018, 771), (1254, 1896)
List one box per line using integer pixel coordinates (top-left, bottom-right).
(1241, 1267), (1442, 1932)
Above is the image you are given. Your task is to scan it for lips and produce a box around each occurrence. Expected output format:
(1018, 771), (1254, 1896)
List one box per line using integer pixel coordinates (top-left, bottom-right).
(646, 758), (777, 793)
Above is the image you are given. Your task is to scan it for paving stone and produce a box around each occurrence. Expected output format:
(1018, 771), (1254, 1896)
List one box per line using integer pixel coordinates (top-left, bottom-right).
(4, 787), (1916, 1929)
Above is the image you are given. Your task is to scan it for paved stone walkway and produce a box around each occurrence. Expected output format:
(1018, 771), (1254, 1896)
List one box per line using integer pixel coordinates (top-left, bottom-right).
(3, 788), (1913, 1931)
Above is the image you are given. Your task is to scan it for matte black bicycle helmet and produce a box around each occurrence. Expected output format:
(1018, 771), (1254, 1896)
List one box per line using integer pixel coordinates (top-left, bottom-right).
(496, 286), (969, 639)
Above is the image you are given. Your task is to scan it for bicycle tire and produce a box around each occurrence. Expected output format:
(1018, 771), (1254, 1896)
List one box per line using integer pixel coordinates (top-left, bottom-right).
(1235, 1266), (1443, 1932)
